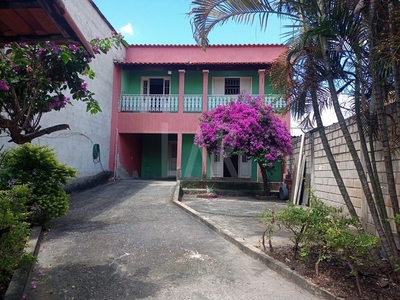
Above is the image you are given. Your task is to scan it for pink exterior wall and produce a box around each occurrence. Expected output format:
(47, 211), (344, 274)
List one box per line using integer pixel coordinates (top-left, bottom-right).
(115, 111), (290, 135)
(124, 44), (286, 65)
(117, 113), (201, 134)
(118, 134), (142, 177)
(110, 44), (291, 179)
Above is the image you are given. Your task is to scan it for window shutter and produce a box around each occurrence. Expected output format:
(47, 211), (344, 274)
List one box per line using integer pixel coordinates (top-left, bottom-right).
(212, 77), (225, 94)
(240, 77), (252, 94)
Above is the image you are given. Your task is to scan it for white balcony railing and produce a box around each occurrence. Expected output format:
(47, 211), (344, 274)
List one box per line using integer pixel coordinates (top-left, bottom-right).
(264, 94), (286, 109)
(183, 94), (202, 112)
(119, 94), (178, 112)
(207, 95), (237, 110)
(208, 94), (286, 110)
(119, 94), (286, 113)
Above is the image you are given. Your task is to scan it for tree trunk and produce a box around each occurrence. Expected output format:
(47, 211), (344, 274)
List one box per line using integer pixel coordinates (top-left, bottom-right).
(259, 163), (270, 196)
(387, 0), (400, 241)
(367, 0), (399, 262)
(320, 28), (399, 267)
(309, 84), (360, 221)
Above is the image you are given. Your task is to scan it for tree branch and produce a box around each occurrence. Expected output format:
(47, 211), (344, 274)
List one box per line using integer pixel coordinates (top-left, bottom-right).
(8, 124), (70, 144)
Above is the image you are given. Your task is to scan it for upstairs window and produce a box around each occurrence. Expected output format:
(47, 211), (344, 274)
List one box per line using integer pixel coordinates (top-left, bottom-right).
(225, 78), (240, 95)
(142, 78), (170, 95)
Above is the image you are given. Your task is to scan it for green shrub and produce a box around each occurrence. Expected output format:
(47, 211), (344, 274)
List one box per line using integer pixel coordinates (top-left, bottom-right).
(258, 207), (278, 252)
(0, 185), (35, 283)
(0, 144), (76, 225)
(273, 202), (311, 258)
(261, 191), (380, 295)
(298, 194), (352, 274)
(325, 220), (379, 295)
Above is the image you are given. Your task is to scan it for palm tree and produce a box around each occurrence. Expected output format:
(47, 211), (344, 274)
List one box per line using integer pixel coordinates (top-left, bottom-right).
(189, 0), (400, 269)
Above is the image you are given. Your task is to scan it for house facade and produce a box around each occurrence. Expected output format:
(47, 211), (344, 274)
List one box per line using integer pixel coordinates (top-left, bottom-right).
(109, 44), (290, 183)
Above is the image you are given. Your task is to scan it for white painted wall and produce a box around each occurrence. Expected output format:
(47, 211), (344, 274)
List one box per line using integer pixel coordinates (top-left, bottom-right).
(0, 0), (126, 180)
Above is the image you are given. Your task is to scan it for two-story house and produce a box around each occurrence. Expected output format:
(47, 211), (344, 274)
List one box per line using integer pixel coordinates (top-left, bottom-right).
(109, 44), (289, 183)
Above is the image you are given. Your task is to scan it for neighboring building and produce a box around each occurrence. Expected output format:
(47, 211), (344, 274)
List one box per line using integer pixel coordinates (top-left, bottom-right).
(109, 44), (290, 183)
(0, 0), (126, 187)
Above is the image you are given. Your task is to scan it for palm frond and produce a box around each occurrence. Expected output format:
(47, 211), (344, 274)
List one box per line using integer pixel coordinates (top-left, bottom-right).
(189, 0), (282, 47)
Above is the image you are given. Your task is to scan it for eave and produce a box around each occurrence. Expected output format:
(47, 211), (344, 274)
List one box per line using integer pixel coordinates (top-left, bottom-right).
(0, 0), (93, 55)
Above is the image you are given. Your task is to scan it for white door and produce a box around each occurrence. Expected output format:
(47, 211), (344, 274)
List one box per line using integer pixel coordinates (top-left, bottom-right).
(211, 152), (223, 178)
(238, 155), (251, 178)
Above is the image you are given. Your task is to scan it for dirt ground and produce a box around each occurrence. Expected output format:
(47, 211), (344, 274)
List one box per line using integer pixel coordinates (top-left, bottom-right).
(264, 246), (400, 300)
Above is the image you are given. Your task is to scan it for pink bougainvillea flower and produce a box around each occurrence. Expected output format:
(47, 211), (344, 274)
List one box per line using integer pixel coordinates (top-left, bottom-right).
(92, 45), (100, 54)
(69, 44), (79, 51)
(195, 93), (292, 171)
(0, 80), (9, 91)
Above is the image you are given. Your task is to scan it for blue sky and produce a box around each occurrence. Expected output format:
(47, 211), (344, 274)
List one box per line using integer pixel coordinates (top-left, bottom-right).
(92, 0), (291, 45)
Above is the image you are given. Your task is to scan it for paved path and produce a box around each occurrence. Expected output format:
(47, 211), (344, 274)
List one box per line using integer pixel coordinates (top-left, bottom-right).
(24, 180), (321, 300)
(181, 197), (294, 250)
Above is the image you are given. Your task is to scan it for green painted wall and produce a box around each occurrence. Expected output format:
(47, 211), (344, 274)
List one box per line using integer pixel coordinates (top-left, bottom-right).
(184, 71), (203, 94)
(268, 161), (283, 181)
(141, 134), (177, 178)
(181, 134), (202, 179)
(264, 76), (274, 94)
(141, 134), (162, 178)
(121, 69), (274, 96)
(251, 159), (258, 181)
(250, 160), (282, 182)
(121, 70), (179, 94)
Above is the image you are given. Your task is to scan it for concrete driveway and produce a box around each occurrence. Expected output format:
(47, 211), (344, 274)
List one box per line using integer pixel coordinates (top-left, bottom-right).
(24, 180), (321, 300)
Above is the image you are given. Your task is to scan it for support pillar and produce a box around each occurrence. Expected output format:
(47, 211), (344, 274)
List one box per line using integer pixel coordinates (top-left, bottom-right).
(177, 132), (182, 180)
(202, 70), (209, 112)
(202, 70), (210, 179)
(258, 69), (266, 97)
(178, 70), (185, 113)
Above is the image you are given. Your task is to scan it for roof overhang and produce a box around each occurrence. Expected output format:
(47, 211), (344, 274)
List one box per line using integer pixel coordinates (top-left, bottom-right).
(118, 61), (273, 72)
(0, 0), (93, 55)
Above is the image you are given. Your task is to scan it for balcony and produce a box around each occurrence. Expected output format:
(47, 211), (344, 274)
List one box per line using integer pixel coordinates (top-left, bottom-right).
(119, 94), (179, 112)
(119, 94), (286, 113)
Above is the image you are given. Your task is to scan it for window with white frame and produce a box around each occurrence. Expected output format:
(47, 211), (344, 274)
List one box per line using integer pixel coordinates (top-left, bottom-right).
(142, 77), (171, 95)
(212, 77), (252, 95)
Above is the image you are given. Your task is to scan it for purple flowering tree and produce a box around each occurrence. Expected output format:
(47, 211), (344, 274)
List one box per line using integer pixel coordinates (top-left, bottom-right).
(0, 34), (122, 144)
(195, 93), (292, 195)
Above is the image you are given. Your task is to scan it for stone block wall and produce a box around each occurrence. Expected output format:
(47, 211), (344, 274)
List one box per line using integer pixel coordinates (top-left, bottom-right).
(290, 107), (400, 234)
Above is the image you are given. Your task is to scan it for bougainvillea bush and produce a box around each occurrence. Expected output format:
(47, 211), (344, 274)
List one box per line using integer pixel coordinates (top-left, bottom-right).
(0, 34), (122, 144)
(194, 93), (292, 194)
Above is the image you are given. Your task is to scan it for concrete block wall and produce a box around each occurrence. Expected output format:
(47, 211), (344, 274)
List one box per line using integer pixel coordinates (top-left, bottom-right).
(291, 107), (400, 233)
(0, 0), (126, 186)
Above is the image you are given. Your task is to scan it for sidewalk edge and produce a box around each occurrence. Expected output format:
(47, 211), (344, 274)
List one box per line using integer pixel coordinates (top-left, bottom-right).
(4, 226), (42, 300)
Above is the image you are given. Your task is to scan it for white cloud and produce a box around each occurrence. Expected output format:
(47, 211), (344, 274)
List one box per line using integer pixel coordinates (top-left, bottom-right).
(120, 23), (134, 36)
